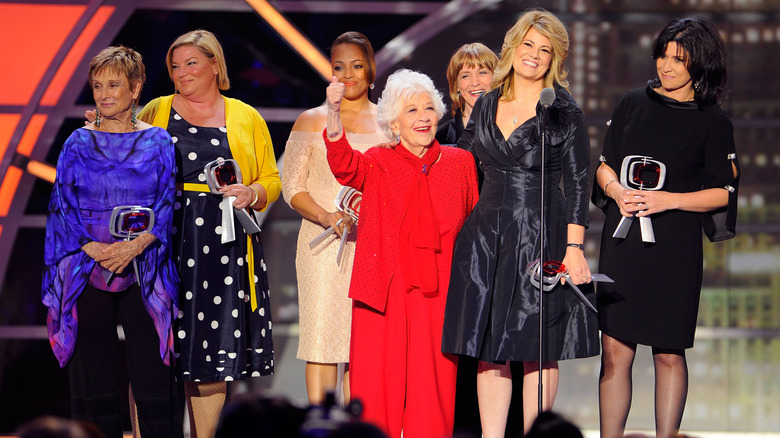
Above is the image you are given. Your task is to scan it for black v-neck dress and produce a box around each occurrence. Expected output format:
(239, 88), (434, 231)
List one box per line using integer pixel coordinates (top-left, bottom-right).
(442, 88), (599, 362)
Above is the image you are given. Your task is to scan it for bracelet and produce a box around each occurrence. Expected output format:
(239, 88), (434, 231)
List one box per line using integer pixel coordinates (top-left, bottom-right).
(248, 185), (260, 207)
(566, 243), (584, 250)
(603, 179), (617, 192)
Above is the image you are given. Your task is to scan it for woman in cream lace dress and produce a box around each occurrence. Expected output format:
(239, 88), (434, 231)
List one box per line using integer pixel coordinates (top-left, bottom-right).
(282, 32), (388, 404)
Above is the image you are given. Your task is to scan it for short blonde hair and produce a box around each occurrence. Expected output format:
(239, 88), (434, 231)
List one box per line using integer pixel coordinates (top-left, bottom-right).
(88, 46), (145, 95)
(445, 43), (498, 115)
(166, 29), (230, 90)
(377, 69), (445, 141)
(492, 9), (570, 101)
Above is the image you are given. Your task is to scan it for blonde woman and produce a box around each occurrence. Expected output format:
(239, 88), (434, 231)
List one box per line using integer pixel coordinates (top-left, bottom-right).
(442, 9), (598, 436)
(138, 30), (280, 437)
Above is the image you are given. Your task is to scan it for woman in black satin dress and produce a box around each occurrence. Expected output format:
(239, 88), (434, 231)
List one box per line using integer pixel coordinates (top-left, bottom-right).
(441, 9), (598, 437)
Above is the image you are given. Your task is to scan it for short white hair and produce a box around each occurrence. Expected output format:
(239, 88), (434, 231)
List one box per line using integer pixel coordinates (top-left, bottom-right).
(377, 69), (446, 140)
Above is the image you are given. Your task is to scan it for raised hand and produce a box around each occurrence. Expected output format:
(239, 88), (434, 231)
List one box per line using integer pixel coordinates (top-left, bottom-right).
(326, 76), (346, 112)
(326, 76), (346, 140)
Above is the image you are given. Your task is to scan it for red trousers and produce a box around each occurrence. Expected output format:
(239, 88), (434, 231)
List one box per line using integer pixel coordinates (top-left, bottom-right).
(350, 271), (458, 438)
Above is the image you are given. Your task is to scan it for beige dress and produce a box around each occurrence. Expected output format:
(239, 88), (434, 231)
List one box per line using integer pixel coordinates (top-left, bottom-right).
(282, 130), (389, 363)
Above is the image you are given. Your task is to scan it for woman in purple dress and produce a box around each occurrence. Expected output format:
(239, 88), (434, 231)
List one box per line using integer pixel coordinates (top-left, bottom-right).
(42, 46), (181, 438)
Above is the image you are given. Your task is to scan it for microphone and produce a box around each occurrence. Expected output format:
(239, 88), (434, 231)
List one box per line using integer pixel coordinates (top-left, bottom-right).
(540, 87), (556, 108)
(539, 87), (555, 140)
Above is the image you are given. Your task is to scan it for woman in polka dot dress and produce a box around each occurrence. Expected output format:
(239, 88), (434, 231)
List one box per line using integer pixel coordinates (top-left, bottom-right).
(138, 30), (280, 438)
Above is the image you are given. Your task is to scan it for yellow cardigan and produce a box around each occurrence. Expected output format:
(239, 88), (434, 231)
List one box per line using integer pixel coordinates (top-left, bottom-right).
(138, 94), (281, 210)
(138, 95), (280, 310)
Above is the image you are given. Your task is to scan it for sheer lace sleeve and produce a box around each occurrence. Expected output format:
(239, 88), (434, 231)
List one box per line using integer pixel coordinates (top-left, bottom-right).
(281, 131), (317, 205)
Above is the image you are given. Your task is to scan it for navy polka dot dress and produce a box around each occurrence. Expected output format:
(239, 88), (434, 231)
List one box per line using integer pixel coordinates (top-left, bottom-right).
(168, 110), (273, 381)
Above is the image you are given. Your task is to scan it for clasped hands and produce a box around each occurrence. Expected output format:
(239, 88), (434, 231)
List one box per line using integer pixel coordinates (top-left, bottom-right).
(610, 186), (674, 219)
(82, 233), (156, 274)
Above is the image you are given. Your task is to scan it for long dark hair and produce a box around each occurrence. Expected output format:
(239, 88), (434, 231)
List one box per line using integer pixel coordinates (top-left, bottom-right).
(648, 16), (728, 104)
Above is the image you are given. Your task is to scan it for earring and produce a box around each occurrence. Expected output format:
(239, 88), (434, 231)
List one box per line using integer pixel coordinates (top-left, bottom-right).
(369, 83), (375, 90)
(131, 100), (137, 129)
(693, 80), (702, 92)
(393, 131), (400, 144)
(94, 108), (102, 128)
(457, 90), (461, 98)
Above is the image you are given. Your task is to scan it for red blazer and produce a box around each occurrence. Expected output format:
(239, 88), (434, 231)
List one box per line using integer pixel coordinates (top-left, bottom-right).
(324, 131), (479, 312)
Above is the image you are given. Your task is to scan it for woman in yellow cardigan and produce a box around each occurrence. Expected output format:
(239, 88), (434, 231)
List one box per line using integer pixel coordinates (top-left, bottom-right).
(138, 29), (280, 438)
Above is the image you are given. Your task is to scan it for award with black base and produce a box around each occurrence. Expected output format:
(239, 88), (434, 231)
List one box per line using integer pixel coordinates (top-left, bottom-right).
(308, 186), (362, 266)
(613, 155), (666, 243)
(106, 205), (155, 285)
(204, 157), (261, 244)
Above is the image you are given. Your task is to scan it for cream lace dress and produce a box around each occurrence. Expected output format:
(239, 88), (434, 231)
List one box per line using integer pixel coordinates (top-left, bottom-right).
(282, 130), (389, 363)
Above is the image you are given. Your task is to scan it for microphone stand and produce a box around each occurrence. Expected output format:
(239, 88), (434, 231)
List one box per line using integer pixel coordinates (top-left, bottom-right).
(537, 93), (553, 415)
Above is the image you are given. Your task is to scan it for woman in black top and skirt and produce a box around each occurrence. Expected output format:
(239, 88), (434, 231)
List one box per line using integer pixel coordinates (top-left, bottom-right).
(592, 17), (739, 438)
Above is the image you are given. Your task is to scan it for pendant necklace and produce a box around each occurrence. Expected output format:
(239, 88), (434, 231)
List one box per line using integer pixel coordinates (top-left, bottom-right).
(512, 116), (518, 126)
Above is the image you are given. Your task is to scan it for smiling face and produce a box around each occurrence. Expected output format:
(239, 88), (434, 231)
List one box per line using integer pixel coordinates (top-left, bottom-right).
(457, 64), (493, 112)
(512, 27), (553, 84)
(170, 44), (218, 97)
(656, 41), (693, 100)
(91, 69), (140, 119)
(391, 92), (439, 154)
(332, 43), (370, 101)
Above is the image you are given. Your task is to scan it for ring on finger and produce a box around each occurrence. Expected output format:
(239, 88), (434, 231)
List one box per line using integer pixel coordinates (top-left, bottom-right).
(336, 218), (345, 227)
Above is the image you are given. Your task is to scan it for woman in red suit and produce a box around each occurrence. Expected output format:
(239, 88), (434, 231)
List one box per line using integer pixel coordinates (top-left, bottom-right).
(323, 69), (479, 438)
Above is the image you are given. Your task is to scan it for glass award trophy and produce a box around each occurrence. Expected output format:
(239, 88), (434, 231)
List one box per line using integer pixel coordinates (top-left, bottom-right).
(107, 205), (155, 285)
(204, 157), (261, 244)
(525, 259), (610, 313)
(613, 155), (667, 243)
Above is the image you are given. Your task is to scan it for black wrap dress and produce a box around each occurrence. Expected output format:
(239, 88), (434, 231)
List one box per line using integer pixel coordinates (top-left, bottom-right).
(442, 87), (599, 362)
(592, 87), (739, 350)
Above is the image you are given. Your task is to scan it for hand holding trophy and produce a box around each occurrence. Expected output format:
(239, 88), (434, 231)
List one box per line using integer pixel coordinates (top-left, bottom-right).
(204, 157), (261, 244)
(612, 155), (666, 243)
(309, 186), (362, 266)
(106, 206), (155, 285)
